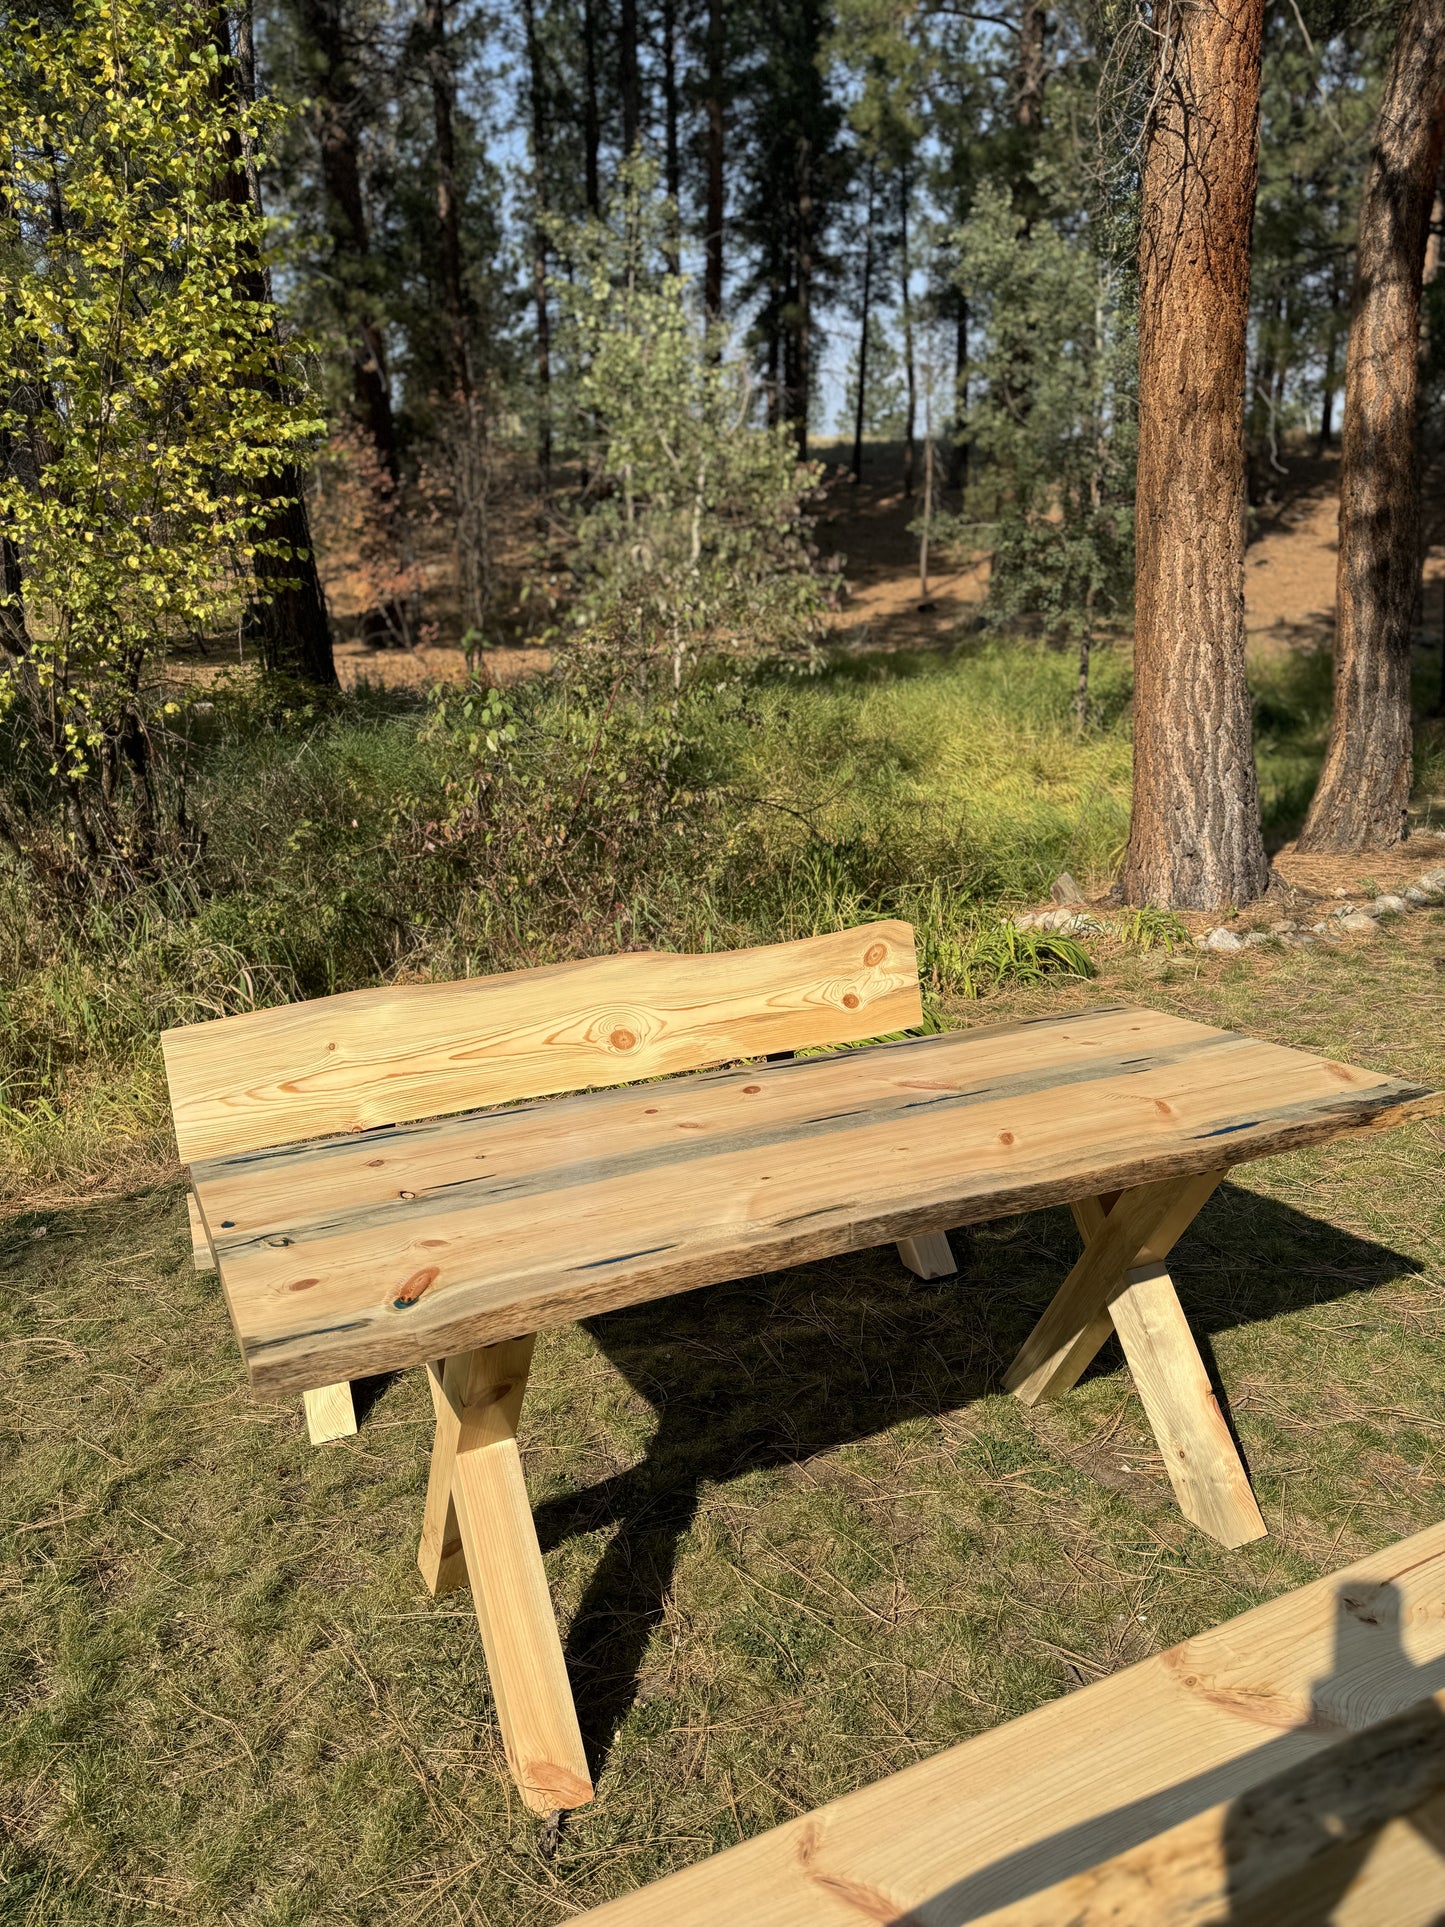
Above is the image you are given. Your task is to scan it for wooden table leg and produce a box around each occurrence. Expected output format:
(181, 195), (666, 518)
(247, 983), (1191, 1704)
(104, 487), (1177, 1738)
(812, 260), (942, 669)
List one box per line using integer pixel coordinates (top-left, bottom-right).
(303, 1381), (357, 1444)
(897, 1232), (957, 1279)
(1004, 1173), (1265, 1549)
(419, 1338), (593, 1815)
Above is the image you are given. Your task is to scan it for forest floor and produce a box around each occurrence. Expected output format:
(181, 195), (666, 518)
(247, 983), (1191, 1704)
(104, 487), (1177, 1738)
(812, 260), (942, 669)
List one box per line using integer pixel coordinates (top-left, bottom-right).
(4, 915), (1444, 1923)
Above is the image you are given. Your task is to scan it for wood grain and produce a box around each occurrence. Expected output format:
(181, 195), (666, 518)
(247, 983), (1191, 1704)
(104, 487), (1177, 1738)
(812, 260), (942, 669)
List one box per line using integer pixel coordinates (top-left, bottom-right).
(1108, 1262), (1266, 1548)
(968, 1694), (1445, 1926)
(186, 1192), (215, 1272)
(163, 922), (922, 1162)
(897, 1231), (957, 1279)
(1004, 1173), (1222, 1404)
(188, 1006), (1439, 1394)
(439, 1341), (593, 1814)
(301, 1380), (357, 1444)
(572, 1520), (1445, 1925)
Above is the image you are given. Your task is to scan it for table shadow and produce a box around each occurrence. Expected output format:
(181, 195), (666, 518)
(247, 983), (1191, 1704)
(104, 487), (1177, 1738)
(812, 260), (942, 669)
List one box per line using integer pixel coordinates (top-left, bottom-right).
(530, 1179), (1427, 1781)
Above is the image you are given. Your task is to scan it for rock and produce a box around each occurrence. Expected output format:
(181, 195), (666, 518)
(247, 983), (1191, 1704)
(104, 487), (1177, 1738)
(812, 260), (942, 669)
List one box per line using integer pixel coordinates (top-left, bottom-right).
(1200, 926), (1244, 952)
(1050, 871), (1085, 905)
(1240, 932), (1269, 946)
(1404, 886), (1439, 906)
(1269, 919), (1298, 934)
(1332, 887), (1350, 898)
(1368, 894), (1409, 917)
(1337, 911), (1379, 936)
(1013, 914), (1038, 930)
(1421, 868), (1445, 891)
(1326, 902), (1356, 919)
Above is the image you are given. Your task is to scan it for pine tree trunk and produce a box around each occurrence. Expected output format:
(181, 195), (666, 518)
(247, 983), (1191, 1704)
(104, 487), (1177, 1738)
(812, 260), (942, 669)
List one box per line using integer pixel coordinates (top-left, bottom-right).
(1296, 0), (1445, 852)
(662, 0), (681, 275)
(621, 0), (641, 155)
(900, 167), (916, 499)
(300, 0), (400, 487)
(704, 0), (725, 322)
(583, 0), (601, 214)
(795, 138), (813, 462)
(852, 162), (875, 483)
(1119, 0), (1270, 910)
(425, 0), (486, 635)
(522, 0), (552, 497)
(224, 6), (336, 687)
(947, 297), (969, 495)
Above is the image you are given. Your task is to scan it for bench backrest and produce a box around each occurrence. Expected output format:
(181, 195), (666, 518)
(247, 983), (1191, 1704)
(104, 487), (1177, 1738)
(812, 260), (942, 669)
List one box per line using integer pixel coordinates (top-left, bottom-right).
(161, 921), (922, 1163)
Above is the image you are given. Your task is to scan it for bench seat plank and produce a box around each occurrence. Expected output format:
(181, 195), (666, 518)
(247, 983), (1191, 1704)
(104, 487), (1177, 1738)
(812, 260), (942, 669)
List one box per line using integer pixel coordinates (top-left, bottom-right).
(189, 1004), (1438, 1395)
(574, 1519), (1445, 1924)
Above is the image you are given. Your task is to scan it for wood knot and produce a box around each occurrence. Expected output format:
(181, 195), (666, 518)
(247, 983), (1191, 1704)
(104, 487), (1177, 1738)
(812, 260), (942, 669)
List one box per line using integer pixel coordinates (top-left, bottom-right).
(287, 1277), (320, 1292)
(609, 1027), (637, 1051)
(863, 942), (887, 966)
(842, 992), (861, 1009)
(743, 1084), (761, 1094)
(392, 1265), (439, 1309)
(998, 1130), (1015, 1146)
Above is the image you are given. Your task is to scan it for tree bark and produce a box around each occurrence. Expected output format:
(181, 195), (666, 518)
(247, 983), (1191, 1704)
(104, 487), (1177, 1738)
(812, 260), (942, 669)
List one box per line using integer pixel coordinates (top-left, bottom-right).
(1016, 0), (1046, 129)
(621, 0), (641, 155)
(947, 296), (969, 495)
(1296, 0), (1445, 852)
(704, 0), (725, 322)
(424, 0), (486, 633)
(1119, 0), (1270, 909)
(900, 165), (916, 498)
(582, 0), (601, 214)
(299, 0), (400, 488)
(852, 160), (876, 483)
(522, 0), (552, 496)
(661, 0), (681, 275)
(795, 136), (813, 462)
(223, 6), (336, 686)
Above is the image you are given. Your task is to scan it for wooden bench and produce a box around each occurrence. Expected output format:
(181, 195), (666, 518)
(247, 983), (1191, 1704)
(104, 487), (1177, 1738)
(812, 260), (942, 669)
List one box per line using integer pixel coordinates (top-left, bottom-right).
(573, 1518), (1445, 1925)
(160, 921), (1440, 1818)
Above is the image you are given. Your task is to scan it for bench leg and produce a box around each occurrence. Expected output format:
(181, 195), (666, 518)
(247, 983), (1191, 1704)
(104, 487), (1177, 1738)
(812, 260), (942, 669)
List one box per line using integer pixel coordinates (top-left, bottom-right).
(1004, 1173), (1264, 1549)
(421, 1339), (593, 1815)
(303, 1381), (357, 1444)
(897, 1231), (957, 1279)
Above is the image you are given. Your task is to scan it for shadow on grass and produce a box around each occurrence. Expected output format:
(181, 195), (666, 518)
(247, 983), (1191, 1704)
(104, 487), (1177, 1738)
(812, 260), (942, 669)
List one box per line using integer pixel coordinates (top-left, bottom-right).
(532, 1181), (1421, 1782)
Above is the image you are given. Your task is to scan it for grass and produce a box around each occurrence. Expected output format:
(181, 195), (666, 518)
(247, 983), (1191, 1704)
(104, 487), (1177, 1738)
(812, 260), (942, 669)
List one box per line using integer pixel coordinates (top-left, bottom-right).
(4, 632), (1445, 1920)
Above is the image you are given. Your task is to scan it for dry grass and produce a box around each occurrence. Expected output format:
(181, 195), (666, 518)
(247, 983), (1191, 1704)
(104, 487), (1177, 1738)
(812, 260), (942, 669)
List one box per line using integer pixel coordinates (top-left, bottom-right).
(3, 917), (1444, 1922)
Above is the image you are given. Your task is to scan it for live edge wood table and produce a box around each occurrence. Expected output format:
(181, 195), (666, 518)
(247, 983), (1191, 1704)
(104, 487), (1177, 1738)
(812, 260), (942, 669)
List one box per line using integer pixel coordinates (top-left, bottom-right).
(161, 921), (1440, 1819)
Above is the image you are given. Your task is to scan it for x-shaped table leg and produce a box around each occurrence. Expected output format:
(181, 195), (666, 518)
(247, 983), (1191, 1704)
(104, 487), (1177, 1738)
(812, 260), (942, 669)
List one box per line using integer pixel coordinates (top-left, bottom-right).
(1005, 1173), (1265, 1549)
(417, 1339), (593, 1816)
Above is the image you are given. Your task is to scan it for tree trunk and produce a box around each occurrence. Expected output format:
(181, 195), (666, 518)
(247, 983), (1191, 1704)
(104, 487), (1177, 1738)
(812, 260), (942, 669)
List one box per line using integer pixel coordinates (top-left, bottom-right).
(223, 5), (336, 687)
(425, 0), (486, 634)
(852, 161), (875, 483)
(661, 0), (681, 275)
(299, 0), (400, 488)
(1119, 0), (1270, 910)
(1317, 317), (1337, 456)
(621, 0), (641, 155)
(1016, 0), (1046, 129)
(947, 296), (969, 495)
(900, 166), (916, 498)
(795, 137), (813, 462)
(582, 0), (601, 214)
(704, 0), (725, 322)
(522, 0), (552, 497)
(1296, 0), (1445, 852)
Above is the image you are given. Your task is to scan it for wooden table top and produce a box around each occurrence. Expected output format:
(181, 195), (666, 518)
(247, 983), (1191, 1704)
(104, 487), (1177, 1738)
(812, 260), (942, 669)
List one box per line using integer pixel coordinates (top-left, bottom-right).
(189, 1004), (1439, 1395)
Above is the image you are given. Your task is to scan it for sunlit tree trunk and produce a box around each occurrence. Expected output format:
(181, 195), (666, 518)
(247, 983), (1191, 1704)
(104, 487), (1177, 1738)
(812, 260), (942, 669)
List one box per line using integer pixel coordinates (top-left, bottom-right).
(1297, 0), (1445, 851)
(900, 166), (916, 498)
(1119, 0), (1270, 909)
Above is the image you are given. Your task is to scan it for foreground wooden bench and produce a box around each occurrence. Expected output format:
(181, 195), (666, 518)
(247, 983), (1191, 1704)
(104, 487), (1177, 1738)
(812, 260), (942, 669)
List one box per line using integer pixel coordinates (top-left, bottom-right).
(576, 1519), (1445, 1924)
(161, 922), (1439, 1816)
